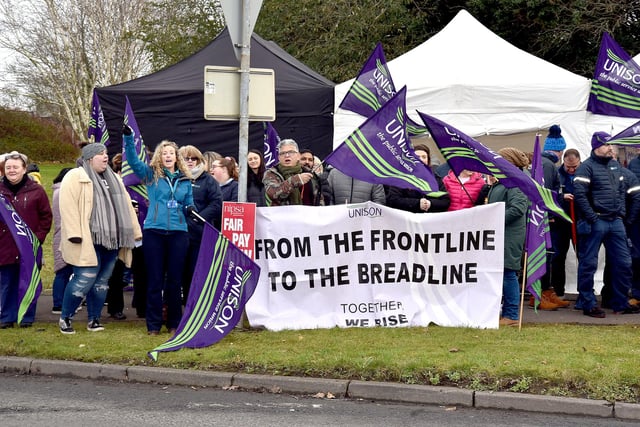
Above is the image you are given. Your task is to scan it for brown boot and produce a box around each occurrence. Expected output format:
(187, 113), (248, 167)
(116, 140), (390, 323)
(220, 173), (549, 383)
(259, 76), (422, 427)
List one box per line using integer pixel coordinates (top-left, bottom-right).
(529, 295), (535, 308)
(531, 292), (560, 311)
(543, 289), (570, 308)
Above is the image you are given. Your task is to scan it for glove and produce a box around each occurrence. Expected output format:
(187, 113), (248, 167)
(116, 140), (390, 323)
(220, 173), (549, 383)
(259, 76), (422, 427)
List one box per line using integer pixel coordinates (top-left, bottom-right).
(186, 205), (203, 223)
(68, 237), (82, 244)
(122, 124), (133, 136)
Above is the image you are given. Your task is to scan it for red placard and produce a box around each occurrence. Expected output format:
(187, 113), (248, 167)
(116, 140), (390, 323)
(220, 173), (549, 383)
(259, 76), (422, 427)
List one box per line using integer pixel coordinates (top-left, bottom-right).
(221, 202), (257, 259)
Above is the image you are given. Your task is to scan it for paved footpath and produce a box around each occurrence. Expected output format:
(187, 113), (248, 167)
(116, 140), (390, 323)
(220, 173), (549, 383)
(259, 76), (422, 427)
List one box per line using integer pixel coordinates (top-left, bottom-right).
(3, 290), (637, 421)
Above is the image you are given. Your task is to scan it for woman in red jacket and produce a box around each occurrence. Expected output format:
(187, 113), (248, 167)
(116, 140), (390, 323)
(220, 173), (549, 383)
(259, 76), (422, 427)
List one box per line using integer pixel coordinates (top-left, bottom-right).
(442, 169), (487, 211)
(0, 151), (52, 328)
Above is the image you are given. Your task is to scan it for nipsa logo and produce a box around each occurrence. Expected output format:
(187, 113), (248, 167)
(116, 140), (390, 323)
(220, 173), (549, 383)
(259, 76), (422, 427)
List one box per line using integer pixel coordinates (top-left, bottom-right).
(348, 206), (383, 219)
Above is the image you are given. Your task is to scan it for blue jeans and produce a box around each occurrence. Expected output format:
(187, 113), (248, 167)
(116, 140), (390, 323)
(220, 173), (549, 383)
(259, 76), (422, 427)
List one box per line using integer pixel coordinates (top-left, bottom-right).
(52, 265), (73, 308)
(61, 245), (118, 322)
(501, 269), (520, 320)
(143, 229), (189, 332)
(577, 218), (631, 312)
(0, 264), (37, 325)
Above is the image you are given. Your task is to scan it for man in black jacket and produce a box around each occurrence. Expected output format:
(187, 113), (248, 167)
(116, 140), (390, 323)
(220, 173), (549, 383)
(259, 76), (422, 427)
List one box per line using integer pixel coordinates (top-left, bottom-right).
(573, 132), (640, 318)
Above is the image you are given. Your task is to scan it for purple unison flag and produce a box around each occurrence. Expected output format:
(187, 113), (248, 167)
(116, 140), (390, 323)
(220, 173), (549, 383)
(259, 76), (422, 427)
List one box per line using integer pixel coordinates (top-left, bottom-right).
(121, 96), (149, 188)
(339, 43), (395, 116)
(525, 135), (548, 302)
(608, 119), (640, 147)
(0, 195), (43, 324)
(263, 122), (280, 169)
(148, 222), (260, 361)
(417, 111), (570, 222)
(87, 90), (111, 146)
(338, 42), (428, 137)
(587, 32), (640, 118)
(325, 87), (439, 194)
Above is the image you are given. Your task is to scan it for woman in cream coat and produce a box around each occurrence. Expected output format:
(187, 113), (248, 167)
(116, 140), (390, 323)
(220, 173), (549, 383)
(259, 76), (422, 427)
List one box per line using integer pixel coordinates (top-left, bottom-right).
(58, 143), (141, 334)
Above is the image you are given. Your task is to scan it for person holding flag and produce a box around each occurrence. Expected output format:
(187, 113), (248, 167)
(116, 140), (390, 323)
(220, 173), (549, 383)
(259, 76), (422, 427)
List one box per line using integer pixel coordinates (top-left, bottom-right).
(550, 149), (581, 300)
(486, 147), (530, 327)
(123, 126), (196, 335)
(0, 151), (52, 328)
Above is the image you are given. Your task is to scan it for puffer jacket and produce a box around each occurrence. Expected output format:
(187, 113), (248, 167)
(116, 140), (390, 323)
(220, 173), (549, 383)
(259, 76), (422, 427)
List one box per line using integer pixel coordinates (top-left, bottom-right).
(442, 170), (486, 211)
(0, 177), (52, 266)
(124, 134), (193, 231)
(574, 152), (628, 223)
(327, 168), (385, 205)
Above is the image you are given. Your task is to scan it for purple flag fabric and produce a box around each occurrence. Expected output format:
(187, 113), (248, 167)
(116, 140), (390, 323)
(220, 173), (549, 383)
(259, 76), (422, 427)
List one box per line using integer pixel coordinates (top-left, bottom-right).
(608, 119), (640, 147)
(263, 122), (280, 169)
(87, 90), (111, 146)
(148, 222), (260, 361)
(121, 96), (149, 187)
(418, 111), (570, 222)
(338, 42), (428, 137)
(525, 135), (548, 302)
(0, 195), (43, 324)
(339, 43), (395, 116)
(587, 33), (640, 118)
(326, 87), (439, 194)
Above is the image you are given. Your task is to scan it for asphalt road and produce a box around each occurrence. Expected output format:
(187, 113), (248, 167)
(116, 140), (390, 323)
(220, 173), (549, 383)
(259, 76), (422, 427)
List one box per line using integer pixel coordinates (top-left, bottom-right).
(1, 373), (638, 427)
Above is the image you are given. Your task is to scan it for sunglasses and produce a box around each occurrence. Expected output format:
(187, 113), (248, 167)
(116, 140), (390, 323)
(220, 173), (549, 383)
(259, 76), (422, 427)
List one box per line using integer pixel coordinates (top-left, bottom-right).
(184, 156), (200, 162)
(4, 152), (28, 163)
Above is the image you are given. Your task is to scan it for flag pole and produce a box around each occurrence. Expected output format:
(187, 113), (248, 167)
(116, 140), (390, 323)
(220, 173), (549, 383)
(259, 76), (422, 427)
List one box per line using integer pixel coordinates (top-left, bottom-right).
(518, 252), (528, 331)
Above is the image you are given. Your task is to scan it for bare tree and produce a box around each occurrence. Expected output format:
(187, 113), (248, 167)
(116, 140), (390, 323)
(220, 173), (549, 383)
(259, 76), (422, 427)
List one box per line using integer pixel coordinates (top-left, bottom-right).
(0, 0), (152, 140)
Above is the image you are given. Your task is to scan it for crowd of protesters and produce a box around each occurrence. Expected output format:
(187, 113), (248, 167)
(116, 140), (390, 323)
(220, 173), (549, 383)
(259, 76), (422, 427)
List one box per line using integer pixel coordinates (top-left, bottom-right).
(2, 123), (640, 334)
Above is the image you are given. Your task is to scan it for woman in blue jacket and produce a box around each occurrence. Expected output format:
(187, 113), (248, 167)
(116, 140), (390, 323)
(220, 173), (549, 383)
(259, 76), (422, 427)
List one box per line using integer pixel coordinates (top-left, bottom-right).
(123, 126), (195, 335)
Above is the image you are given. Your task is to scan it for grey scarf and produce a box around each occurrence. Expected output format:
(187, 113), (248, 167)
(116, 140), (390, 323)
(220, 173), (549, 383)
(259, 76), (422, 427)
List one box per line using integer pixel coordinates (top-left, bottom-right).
(83, 162), (136, 250)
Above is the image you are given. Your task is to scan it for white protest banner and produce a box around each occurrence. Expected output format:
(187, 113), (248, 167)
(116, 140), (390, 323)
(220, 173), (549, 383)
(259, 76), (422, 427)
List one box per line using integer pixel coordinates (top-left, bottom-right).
(246, 202), (505, 330)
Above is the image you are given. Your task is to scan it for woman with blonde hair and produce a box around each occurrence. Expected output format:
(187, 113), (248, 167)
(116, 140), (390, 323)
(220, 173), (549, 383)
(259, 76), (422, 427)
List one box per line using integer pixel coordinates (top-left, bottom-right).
(123, 127), (195, 335)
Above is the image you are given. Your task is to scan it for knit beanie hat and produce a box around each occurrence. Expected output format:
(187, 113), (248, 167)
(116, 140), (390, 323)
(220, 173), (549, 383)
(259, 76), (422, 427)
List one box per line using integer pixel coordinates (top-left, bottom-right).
(591, 132), (610, 151)
(498, 147), (529, 169)
(82, 143), (106, 161)
(543, 125), (566, 151)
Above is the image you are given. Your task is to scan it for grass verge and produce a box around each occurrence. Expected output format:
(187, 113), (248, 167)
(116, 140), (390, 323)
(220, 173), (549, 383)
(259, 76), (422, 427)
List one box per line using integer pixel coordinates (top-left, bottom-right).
(1, 322), (639, 403)
(10, 163), (637, 405)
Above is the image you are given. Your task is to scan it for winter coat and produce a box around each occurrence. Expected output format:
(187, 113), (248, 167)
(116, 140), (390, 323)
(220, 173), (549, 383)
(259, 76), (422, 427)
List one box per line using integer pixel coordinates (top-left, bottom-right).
(541, 152), (561, 192)
(124, 134), (194, 232)
(487, 183), (528, 270)
(59, 167), (142, 268)
(52, 182), (66, 272)
(0, 177), (52, 266)
(188, 171), (222, 237)
(247, 170), (266, 207)
(442, 170), (486, 211)
(385, 169), (450, 213)
(574, 152), (630, 223)
(220, 179), (239, 202)
(263, 165), (326, 206)
(327, 168), (385, 205)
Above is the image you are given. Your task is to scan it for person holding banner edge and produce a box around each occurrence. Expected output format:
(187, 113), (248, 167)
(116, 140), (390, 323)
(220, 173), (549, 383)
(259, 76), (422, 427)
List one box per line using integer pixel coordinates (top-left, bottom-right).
(123, 125), (197, 335)
(386, 144), (450, 213)
(0, 151), (52, 328)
